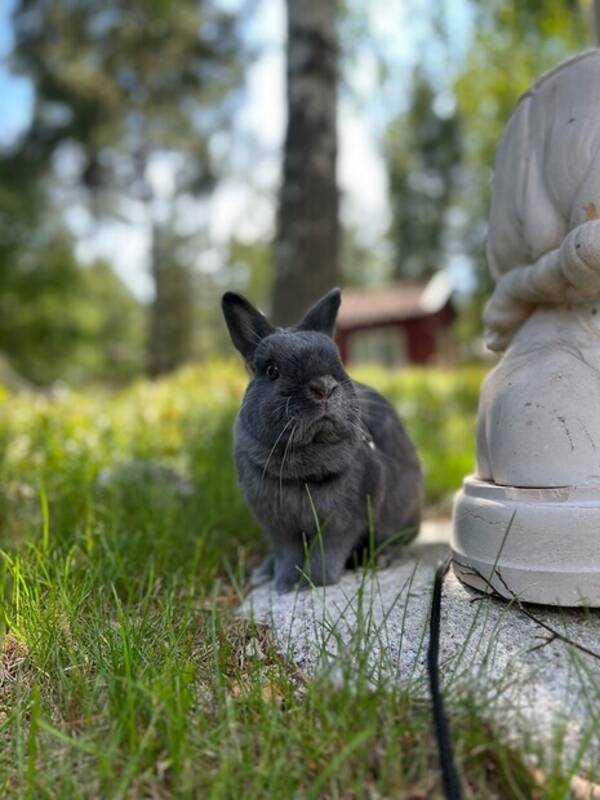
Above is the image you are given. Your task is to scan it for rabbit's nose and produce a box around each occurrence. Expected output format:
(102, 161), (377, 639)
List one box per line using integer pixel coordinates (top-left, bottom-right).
(308, 376), (338, 401)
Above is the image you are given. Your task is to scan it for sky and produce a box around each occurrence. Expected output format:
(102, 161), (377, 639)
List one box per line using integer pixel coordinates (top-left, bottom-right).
(0, 0), (33, 147)
(0, 0), (473, 300)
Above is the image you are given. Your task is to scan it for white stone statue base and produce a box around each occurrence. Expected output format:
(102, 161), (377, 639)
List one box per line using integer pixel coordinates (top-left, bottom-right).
(452, 477), (600, 606)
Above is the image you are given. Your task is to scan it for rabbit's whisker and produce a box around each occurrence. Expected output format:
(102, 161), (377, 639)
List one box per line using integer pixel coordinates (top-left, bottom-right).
(347, 419), (371, 439)
(260, 416), (296, 489)
(279, 423), (297, 502)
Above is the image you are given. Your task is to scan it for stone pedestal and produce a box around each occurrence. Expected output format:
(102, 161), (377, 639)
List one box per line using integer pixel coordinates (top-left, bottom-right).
(451, 51), (600, 606)
(453, 478), (600, 606)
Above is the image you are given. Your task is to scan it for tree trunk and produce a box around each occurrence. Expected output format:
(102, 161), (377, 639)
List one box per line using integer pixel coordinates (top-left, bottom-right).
(271, 0), (339, 326)
(147, 224), (193, 377)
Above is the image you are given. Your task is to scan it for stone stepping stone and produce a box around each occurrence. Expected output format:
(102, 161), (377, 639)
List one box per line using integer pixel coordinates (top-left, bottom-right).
(241, 541), (600, 770)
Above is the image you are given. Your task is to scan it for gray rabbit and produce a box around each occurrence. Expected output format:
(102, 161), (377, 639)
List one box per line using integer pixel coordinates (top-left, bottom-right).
(222, 288), (423, 593)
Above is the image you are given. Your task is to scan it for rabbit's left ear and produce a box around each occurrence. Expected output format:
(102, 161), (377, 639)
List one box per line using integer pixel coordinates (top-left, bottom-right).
(297, 288), (341, 338)
(222, 292), (274, 362)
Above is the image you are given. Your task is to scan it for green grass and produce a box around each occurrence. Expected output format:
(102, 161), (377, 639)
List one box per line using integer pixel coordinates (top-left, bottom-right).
(0, 360), (557, 797)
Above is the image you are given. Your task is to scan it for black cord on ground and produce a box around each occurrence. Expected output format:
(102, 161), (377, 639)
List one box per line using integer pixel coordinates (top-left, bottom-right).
(427, 556), (462, 800)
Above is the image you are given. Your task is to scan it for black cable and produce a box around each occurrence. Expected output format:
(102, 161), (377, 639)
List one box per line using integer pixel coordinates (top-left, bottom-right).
(427, 556), (462, 800)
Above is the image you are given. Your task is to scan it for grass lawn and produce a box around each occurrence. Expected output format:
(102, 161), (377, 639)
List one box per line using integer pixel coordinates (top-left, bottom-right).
(0, 361), (555, 797)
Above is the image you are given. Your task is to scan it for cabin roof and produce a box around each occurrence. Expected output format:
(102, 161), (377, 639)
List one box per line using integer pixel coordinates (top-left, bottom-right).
(337, 273), (453, 331)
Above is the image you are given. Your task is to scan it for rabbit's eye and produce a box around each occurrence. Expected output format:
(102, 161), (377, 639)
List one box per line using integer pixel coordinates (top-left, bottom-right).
(266, 363), (279, 381)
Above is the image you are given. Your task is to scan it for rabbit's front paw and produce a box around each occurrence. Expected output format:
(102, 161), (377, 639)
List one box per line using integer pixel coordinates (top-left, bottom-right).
(274, 573), (299, 593)
(307, 547), (348, 587)
(273, 554), (303, 594)
(249, 554), (274, 588)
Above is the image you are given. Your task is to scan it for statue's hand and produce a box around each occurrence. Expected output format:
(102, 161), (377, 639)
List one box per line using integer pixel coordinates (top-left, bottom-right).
(560, 219), (600, 299)
(484, 219), (600, 350)
(483, 291), (532, 352)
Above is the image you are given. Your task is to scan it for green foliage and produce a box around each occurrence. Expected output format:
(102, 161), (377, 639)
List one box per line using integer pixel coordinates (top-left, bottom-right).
(185, 239), (274, 362)
(0, 234), (144, 386)
(340, 224), (393, 287)
(226, 237), (273, 312)
(82, 262), (146, 384)
(148, 257), (194, 377)
(385, 69), (462, 281)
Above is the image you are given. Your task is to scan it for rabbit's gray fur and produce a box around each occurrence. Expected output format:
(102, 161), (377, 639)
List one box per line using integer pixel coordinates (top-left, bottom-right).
(222, 288), (423, 593)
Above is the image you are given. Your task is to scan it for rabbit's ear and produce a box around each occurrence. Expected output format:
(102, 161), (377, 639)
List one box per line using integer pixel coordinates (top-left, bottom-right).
(222, 293), (274, 361)
(297, 288), (341, 337)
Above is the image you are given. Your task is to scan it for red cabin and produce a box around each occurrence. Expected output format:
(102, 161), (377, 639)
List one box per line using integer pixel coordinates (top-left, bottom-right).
(335, 273), (455, 366)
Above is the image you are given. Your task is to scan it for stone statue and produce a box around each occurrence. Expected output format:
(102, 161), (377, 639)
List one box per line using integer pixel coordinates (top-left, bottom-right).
(452, 51), (600, 606)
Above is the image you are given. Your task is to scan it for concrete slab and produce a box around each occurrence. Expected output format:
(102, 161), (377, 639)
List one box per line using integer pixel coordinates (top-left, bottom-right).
(241, 537), (600, 769)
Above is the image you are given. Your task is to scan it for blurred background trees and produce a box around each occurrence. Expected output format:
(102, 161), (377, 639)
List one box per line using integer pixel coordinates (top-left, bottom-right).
(0, 0), (595, 385)
(385, 69), (462, 282)
(2, 0), (245, 380)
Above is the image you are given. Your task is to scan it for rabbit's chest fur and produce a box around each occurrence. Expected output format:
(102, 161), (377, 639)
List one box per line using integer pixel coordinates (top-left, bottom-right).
(236, 444), (376, 541)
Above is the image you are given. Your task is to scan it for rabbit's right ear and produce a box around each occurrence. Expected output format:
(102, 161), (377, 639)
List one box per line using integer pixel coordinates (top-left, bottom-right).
(297, 288), (341, 338)
(221, 293), (274, 362)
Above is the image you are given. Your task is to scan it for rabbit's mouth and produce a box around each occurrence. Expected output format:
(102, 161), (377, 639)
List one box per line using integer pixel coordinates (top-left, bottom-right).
(303, 412), (353, 444)
(310, 417), (338, 442)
